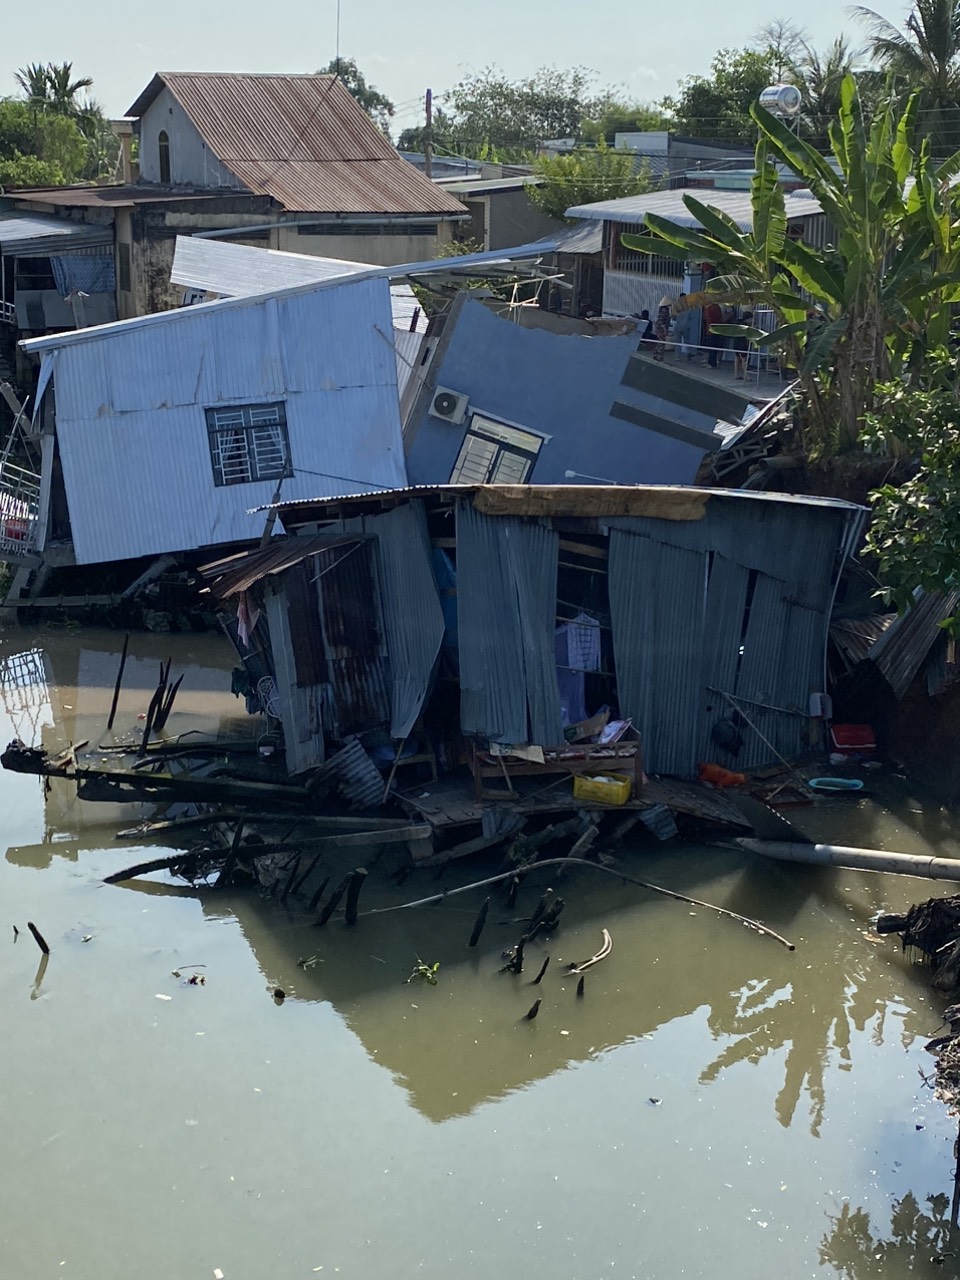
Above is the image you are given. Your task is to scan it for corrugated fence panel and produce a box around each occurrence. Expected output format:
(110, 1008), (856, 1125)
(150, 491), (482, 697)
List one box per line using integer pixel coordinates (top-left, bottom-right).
(456, 502), (529, 744)
(609, 530), (707, 776)
(370, 501), (446, 740)
(502, 518), (564, 746)
(697, 554), (751, 764)
(264, 584), (326, 773)
(732, 573), (806, 769)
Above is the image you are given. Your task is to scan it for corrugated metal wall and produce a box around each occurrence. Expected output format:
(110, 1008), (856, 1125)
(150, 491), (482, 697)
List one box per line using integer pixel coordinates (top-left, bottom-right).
(609, 532), (707, 776)
(370, 501), (445, 739)
(264, 584), (326, 774)
(49, 276), (406, 565)
(456, 502), (563, 745)
(315, 539), (390, 739)
(605, 496), (846, 774)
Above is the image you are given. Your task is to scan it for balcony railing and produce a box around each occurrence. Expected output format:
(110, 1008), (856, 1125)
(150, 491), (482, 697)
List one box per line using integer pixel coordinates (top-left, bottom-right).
(0, 300), (15, 325)
(0, 460), (41, 558)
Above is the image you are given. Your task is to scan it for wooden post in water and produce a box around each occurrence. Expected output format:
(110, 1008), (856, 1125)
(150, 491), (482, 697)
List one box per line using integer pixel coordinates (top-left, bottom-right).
(468, 897), (490, 948)
(344, 868), (368, 926)
(315, 872), (353, 927)
(532, 956), (550, 985)
(106, 634), (129, 732)
(27, 922), (50, 954)
(307, 875), (330, 913)
(952, 1116), (960, 1230)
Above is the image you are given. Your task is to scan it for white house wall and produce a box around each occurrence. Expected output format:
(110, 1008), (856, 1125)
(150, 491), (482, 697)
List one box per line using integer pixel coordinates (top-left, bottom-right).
(48, 277), (406, 564)
(138, 86), (241, 189)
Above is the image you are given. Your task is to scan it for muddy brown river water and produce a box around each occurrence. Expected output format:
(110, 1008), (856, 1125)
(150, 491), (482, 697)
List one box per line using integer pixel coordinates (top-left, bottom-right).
(2, 626), (960, 1279)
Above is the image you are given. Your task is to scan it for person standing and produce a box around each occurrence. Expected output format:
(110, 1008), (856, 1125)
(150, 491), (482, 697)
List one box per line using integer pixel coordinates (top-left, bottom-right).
(673, 294), (696, 360)
(653, 298), (672, 362)
(703, 299), (724, 368)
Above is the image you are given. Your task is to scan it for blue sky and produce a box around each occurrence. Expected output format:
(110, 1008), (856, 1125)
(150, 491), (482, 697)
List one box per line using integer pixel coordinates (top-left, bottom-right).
(6, 0), (888, 136)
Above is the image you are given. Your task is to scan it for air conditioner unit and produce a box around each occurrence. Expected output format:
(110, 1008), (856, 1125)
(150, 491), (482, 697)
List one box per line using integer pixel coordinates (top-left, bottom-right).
(429, 387), (469, 425)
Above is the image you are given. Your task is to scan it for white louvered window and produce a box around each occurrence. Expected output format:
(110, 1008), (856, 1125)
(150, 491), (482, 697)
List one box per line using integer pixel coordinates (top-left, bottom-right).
(449, 414), (545, 484)
(205, 402), (293, 487)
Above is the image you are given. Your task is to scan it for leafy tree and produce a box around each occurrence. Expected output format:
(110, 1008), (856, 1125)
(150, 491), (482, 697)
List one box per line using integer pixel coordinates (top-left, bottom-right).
(317, 57), (395, 137)
(397, 105), (459, 155)
(0, 98), (87, 184)
(0, 151), (65, 187)
(622, 76), (960, 456)
(529, 143), (653, 221)
(862, 362), (960, 612)
(440, 65), (599, 159)
(661, 47), (777, 143)
(854, 0), (960, 150)
(579, 99), (672, 145)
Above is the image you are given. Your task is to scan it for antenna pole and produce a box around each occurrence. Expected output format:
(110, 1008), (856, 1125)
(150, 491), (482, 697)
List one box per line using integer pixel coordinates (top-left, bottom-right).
(424, 88), (433, 179)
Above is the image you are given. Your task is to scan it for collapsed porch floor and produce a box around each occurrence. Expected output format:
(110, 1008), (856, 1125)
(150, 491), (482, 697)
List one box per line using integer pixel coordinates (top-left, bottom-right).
(395, 772), (750, 832)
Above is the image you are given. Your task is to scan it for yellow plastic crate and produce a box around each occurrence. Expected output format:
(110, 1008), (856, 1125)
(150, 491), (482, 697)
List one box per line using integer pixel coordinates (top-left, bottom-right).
(572, 772), (632, 806)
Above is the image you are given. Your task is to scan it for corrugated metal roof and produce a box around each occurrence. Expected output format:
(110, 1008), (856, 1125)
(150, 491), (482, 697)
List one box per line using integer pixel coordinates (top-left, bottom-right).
(439, 176), (541, 195)
(200, 533), (366, 598)
(565, 187), (823, 228)
(22, 241), (558, 356)
(866, 589), (960, 699)
(170, 236), (427, 330)
(830, 615), (894, 672)
(8, 185), (230, 208)
(0, 215), (114, 256)
(126, 73), (466, 216)
(269, 483), (864, 528)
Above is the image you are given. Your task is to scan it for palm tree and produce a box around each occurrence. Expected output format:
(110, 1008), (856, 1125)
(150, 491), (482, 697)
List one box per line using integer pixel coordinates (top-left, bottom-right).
(44, 62), (95, 118)
(14, 62), (51, 106)
(853, 0), (960, 150)
(15, 61), (95, 119)
(791, 37), (858, 146)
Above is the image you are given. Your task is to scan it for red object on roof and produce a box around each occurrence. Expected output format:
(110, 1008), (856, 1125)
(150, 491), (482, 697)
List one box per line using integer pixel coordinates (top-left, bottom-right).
(127, 73), (466, 217)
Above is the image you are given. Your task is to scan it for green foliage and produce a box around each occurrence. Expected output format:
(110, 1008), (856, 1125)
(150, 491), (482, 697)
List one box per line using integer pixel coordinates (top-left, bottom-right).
(661, 47), (777, 143)
(0, 98), (87, 184)
(0, 151), (65, 186)
(579, 100), (672, 146)
(317, 56), (395, 137)
(855, 0), (960, 152)
(405, 957), (440, 985)
(623, 75), (960, 457)
(862, 365), (960, 611)
(529, 143), (653, 221)
(16, 61), (94, 116)
(444, 64), (596, 157)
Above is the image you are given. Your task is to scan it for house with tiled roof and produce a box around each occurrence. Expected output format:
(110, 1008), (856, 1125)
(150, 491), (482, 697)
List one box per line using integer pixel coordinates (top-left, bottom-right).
(0, 72), (465, 347)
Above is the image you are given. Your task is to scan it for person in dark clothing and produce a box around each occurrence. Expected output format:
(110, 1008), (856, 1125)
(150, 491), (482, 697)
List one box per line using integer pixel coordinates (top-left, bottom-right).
(634, 309), (654, 344)
(703, 300), (724, 368)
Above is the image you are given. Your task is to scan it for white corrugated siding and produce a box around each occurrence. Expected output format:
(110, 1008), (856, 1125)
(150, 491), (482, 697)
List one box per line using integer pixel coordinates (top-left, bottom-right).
(49, 276), (406, 564)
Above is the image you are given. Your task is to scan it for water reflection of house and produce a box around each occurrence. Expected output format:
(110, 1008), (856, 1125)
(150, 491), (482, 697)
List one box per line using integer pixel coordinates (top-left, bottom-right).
(205, 484), (864, 794)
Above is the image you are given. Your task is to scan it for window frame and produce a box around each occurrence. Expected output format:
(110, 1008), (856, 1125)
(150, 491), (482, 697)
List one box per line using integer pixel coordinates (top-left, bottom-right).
(449, 412), (546, 485)
(205, 401), (293, 488)
(158, 130), (171, 184)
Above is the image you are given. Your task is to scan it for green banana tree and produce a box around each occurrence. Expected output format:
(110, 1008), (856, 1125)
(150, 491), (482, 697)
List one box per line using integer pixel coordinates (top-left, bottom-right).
(622, 75), (960, 456)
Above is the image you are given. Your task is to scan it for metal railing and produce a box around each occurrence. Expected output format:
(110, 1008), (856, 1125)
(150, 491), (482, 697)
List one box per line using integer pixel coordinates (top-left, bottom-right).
(0, 460), (41, 557)
(0, 300), (15, 326)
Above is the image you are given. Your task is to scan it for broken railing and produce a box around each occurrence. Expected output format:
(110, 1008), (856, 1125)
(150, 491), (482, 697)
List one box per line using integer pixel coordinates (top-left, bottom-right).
(0, 459), (41, 556)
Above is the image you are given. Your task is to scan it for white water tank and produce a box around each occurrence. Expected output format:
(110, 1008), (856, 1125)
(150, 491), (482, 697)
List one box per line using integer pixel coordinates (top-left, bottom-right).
(759, 84), (803, 117)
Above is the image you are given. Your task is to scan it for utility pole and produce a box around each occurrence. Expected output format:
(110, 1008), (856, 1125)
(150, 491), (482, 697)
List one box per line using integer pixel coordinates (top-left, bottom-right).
(424, 88), (433, 179)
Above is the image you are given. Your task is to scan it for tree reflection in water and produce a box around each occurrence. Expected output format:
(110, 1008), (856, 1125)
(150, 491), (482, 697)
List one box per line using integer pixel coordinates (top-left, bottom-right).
(820, 1192), (956, 1277)
(698, 961), (912, 1136)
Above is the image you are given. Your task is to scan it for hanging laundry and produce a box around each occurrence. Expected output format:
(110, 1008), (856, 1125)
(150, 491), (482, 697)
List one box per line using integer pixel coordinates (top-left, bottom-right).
(237, 592), (261, 648)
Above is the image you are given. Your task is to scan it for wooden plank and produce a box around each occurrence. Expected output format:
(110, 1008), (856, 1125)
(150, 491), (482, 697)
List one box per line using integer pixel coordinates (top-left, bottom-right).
(558, 538), (608, 561)
(19, 594), (124, 608)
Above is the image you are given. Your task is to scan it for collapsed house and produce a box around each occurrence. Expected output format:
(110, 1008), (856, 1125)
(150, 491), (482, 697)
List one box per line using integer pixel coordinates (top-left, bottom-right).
(203, 484), (864, 833)
(7, 273), (408, 600)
